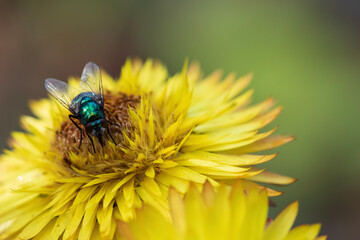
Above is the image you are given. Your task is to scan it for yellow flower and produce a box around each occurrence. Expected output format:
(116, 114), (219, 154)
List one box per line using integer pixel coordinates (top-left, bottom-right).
(0, 59), (294, 239)
(118, 180), (326, 240)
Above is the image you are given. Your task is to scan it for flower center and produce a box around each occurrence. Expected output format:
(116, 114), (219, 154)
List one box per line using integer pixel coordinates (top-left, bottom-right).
(55, 92), (141, 173)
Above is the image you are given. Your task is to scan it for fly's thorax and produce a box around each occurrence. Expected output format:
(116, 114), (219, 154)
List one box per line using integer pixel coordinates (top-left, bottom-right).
(78, 96), (104, 125)
(70, 92), (97, 114)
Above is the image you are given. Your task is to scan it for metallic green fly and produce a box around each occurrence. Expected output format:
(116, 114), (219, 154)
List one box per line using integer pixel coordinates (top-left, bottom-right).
(44, 62), (116, 152)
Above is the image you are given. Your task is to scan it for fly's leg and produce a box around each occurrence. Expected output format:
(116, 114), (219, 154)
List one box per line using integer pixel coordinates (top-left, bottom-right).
(107, 125), (117, 145)
(106, 118), (118, 145)
(106, 119), (120, 127)
(69, 115), (83, 148)
(85, 132), (96, 153)
(98, 134), (104, 147)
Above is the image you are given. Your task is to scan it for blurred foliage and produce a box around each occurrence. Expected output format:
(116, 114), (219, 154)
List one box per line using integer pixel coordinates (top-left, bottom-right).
(1, 0), (359, 238)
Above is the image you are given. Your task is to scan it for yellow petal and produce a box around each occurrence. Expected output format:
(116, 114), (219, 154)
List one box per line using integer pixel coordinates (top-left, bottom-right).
(184, 184), (206, 240)
(116, 194), (134, 222)
(90, 222), (102, 240)
(195, 167), (263, 179)
(201, 180), (215, 207)
(135, 187), (169, 220)
(63, 204), (85, 240)
(201, 127), (278, 152)
(228, 181), (246, 240)
(264, 201), (298, 240)
(117, 220), (136, 240)
(20, 116), (47, 137)
(32, 219), (57, 240)
(283, 224), (321, 240)
(187, 61), (202, 84)
(156, 172), (190, 194)
(195, 97), (275, 132)
(111, 173), (136, 194)
(86, 182), (111, 210)
(248, 169), (297, 185)
(71, 186), (97, 209)
(182, 130), (257, 152)
(97, 201), (115, 239)
(239, 179), (283, 197)
(202, 106), (282, 136)
(18, 210), (54, 239)
(79, 203), (98, 240)
(177, 159), (249, 173)
(1, 197), (49, 236)
(177, 151), (278, 166)
(228, 72), (253, 98)
(137, 59), (168, 93)
(239, 188), (268, 240)
(49, 211), (72, 239)
(102, 181), (119, 209)
(0, 193), (37, 216)
(137, 205), (175, 240)
(123, 178), (135, 207)
(316, 236), (328, 240)
(56, 177), (92, 184)
(82, 173), (121, 188)
(204, 186), (230, 240)
(142, 176), (161, 197)
(147, 108), (155, 148)
(227, 135), (295, 154)
(164, 166), (208, 184)
(157, 160), (178, 169)
(168, 187), (186, 237)
(145, 165), (155, 178)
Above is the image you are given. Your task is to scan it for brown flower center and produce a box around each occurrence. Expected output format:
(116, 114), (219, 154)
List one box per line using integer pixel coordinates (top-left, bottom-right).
(55, 91), (140, 163)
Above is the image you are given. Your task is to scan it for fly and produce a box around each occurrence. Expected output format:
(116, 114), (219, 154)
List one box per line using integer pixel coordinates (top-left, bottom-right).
(44, 62), (116, 152)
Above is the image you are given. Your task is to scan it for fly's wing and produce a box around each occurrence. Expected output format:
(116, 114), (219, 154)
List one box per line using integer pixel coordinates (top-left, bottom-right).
(44, 78), (74, 113)
(80, 62), (104, 106)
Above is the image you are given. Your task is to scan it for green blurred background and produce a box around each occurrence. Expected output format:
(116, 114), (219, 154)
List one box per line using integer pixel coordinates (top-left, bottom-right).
(1, 0), (359, 239)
